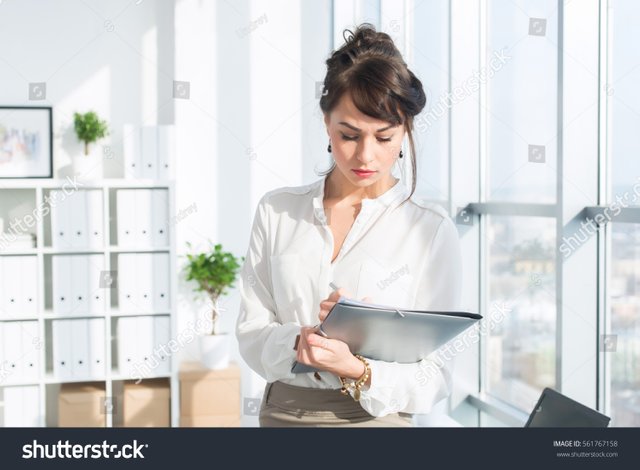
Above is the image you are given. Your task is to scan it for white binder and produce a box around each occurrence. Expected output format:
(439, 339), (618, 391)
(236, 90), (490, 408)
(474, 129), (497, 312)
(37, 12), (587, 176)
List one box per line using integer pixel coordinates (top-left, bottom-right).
(153, 315), (171, 375)
(88, 318), (105, 379)
(21, 256), (38, 316)
(116, 190), (137, 246)
(69, 190), (88, 248)
(117, 316), (137, 378)
(3, 321), (23, 381)
(137, 316), (154, 372)
(88, 254), (105, 314)
(85, 189), (104, 248)
(52, 255), (71, 315)
(151, 189), (169, 246)
(117, 254), (136, 313)
(21, 321), (39, 381)
(71, 319), (90, 379)
(52, 319), (73, 380)
(136, 190), (153, 246)
(50, 189), (71, 248)
(2, 257), (21, 316)
(123, 124), (142, 179)
(71, 256), (89, 315)
(137, 254), (153, 312)
(4, 385), (40, 427)
(157, 125), (175, 180)
(141, 126), (158, 179)
(152, 253), (170, 312)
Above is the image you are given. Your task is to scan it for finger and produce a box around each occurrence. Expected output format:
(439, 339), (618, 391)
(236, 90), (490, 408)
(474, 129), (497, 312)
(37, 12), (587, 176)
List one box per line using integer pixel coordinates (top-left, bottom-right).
(329, 287), (350, 301)
(307, 333), (329, 350)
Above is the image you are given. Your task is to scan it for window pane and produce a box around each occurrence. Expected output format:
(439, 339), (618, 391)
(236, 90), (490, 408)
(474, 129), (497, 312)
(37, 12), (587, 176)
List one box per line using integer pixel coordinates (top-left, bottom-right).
(486, 216), (556, 410)
(411, 0), (450, 201)
(487, 0), (557, 203)
(609, 224), (640, 426)
(611, 0), (640, 205)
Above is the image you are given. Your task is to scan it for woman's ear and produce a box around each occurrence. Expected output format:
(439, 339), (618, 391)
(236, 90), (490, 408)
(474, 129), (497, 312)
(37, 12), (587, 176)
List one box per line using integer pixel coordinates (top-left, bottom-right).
(323, 114), (331, 135)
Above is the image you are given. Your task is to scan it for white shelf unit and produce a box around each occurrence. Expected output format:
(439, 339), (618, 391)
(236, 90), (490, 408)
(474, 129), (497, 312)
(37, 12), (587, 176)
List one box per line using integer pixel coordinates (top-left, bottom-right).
(0, 179), (178, 427)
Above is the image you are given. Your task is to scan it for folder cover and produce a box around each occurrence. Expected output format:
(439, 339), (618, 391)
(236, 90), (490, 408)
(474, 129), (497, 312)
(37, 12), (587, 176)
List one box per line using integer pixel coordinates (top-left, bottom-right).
(291, 297), (482, 374)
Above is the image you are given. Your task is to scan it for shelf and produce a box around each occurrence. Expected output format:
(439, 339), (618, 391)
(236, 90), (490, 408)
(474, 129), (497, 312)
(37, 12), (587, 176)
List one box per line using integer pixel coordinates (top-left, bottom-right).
(0, 248), (38, 256)
(42, 311), (106, 320)
(109, 372), (172, 382)
(109, 310), (171, 318)
(0, 378), (40, 387)
(0, 178), (173, 189)
(41, 247), (105, 255)
(0, 315), (39, 321)
(43, 374), (107, 385)
(109, 246), (171, 253)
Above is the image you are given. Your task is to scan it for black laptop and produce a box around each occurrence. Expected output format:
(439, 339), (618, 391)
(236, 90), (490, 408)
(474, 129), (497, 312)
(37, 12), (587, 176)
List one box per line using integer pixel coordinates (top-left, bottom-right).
(525, 387), (611, 427)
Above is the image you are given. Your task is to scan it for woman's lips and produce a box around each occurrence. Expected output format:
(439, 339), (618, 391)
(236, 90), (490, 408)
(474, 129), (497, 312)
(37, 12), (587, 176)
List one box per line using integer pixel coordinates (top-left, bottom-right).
(352, 169), (377, 178)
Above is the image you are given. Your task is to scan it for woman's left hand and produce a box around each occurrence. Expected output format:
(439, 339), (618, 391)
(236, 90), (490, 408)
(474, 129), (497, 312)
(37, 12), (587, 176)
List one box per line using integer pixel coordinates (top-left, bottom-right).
(295, 326), (364, 380)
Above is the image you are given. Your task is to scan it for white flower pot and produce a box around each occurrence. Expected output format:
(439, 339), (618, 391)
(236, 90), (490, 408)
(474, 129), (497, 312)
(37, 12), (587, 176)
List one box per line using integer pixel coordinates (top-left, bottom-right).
(72, 147), (103, 180)
(199, 333), (231, 370)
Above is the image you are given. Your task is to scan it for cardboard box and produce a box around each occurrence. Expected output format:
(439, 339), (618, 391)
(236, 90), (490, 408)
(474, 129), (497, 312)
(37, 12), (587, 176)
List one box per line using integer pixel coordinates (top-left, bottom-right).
(58, 383), (106, 428)
(180, 415), (241, 427)
(179, 362), (240, 419)
(123, 379), (170, 427)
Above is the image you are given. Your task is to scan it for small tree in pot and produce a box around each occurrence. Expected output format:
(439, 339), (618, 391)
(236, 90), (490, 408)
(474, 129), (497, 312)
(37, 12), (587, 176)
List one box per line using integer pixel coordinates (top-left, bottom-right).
(73, 111), (109, 156)
(184, 241), (244, 368)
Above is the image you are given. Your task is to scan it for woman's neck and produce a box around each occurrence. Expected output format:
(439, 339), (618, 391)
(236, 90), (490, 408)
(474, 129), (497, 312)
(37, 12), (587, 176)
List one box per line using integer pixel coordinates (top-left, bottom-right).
(324, 170), (398, 206)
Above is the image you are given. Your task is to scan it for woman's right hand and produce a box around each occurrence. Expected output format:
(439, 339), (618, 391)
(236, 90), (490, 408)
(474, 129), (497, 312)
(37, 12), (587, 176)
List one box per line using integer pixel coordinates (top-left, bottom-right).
(318, 288), (371, 322)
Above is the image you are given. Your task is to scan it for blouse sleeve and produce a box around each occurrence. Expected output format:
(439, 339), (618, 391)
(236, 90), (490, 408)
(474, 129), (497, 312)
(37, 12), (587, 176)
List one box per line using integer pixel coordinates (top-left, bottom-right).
(235, 194), (300, 382)
(354, 216), (463, 417)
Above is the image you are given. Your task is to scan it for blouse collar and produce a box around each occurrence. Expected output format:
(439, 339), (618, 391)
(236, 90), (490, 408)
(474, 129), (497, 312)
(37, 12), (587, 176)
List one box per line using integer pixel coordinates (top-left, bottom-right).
(311, 173), (409, 216)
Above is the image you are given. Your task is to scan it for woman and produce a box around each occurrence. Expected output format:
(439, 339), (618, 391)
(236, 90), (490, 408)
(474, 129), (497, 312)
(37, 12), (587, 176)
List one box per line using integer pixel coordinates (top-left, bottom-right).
(236, 24), (462, 427)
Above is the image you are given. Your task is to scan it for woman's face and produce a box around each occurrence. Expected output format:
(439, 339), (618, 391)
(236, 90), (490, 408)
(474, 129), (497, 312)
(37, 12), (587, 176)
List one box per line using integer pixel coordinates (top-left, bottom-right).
(324, 93), (405, 188)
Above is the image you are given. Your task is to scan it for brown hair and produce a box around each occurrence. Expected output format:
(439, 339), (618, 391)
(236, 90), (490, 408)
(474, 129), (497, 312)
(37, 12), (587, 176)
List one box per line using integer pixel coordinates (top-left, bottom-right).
(318, 23), (426, 205)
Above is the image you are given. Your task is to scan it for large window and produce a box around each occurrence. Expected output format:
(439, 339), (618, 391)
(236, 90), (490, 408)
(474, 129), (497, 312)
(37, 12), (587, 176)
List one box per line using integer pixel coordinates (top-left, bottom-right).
(607, 0), (640, 427)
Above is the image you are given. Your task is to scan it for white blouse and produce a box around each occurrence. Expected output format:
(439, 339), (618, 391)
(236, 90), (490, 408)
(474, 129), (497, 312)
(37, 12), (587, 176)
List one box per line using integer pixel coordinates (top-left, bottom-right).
(235, 175), (463, 418)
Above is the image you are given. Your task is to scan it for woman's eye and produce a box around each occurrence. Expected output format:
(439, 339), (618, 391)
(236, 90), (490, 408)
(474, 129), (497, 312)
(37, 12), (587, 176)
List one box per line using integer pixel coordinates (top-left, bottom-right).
(377, 137), (392, 143)
(341, 134), (358, 141)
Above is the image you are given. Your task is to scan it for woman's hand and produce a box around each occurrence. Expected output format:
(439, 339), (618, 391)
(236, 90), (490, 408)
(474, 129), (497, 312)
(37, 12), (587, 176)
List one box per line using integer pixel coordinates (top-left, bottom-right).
(318, 287), (372, 322)
(295, 326), (364, 379)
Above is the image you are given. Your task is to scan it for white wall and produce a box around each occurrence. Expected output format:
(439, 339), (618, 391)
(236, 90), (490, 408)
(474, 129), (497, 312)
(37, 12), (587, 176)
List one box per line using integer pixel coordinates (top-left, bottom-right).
(0, 0), (333, 427)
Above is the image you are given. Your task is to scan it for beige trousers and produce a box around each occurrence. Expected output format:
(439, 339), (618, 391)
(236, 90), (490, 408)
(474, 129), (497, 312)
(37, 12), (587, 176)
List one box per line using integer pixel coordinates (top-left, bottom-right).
(259, 381), (413, 427)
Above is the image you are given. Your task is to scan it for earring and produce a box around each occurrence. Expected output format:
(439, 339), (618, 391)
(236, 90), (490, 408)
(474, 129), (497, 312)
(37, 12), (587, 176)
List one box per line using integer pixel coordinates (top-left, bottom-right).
(327, 142), (332, 153)
(399, 150), (403, 159)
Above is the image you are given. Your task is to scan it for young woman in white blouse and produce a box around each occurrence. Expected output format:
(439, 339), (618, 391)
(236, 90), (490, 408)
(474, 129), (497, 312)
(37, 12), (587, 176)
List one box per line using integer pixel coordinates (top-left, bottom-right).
(236, 23), (463, 427)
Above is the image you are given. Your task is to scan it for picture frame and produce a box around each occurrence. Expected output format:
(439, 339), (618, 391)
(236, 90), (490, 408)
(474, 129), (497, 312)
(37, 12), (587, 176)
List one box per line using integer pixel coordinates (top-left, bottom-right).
(0, 106), (53, 178)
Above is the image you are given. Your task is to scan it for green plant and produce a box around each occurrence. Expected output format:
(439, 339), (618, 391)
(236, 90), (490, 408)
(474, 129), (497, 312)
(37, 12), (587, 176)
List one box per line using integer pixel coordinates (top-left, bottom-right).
(73, 111), (109, 155)
(184, 241), (244, 335)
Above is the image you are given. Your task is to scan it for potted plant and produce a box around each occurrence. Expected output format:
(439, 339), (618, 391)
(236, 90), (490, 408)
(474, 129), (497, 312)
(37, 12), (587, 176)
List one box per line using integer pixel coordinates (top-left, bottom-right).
(184, 241), (244, 369)
(72, 111), (109, 179)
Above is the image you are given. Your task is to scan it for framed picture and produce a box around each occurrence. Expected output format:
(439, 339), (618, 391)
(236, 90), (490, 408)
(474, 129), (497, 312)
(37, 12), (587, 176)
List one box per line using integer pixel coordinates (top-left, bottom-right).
(0, 106), (53, 178)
